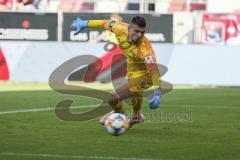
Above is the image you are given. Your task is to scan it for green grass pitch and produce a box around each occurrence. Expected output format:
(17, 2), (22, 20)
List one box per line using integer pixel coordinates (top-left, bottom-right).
(0, 83), (240, 160)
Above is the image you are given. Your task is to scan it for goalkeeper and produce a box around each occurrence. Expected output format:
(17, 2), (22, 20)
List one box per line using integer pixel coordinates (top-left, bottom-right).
(71, 16), (161, 127)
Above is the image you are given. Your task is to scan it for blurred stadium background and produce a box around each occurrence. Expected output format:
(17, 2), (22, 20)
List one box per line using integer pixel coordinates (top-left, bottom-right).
(0, 0), (240, 160)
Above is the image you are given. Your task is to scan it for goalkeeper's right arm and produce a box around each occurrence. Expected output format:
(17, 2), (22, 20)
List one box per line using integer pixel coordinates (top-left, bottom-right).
(70, 18), (111, 35)
(88, 20), (111, 30)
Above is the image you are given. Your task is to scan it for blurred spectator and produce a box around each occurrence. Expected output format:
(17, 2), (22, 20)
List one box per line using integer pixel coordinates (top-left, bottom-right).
(18, 0), (37, 11)
(94, 0), (122, 13)
(0, 0), (12, 11)
(58, 0), (94, 12)
(17, 0), (48, 12)
(33, 0), (49, 11)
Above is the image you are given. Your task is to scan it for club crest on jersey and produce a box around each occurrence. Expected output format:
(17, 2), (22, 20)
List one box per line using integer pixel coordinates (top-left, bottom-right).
(109, 20), (116, 29)
(145, 55), (153, 63)
(131, 50), (135, 57)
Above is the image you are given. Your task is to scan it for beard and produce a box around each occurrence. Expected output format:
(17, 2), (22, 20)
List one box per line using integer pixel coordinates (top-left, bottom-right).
(131, 36), (141, 44)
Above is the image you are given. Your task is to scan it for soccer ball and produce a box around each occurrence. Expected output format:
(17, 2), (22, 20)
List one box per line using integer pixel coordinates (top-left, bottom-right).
(104, 113), (129, 136)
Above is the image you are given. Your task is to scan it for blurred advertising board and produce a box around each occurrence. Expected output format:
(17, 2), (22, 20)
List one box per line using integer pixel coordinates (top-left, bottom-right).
(201, 13), (240, 45)
(0, 12), (58, 41)
(63, 13), (173, 43)
(173, 12), (194, 44)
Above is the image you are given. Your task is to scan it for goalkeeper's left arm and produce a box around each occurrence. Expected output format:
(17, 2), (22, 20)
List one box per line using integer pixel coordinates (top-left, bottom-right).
(147, 62), (162, 109)
(144, 54), (161, 88)
(144, 54), (162, 109)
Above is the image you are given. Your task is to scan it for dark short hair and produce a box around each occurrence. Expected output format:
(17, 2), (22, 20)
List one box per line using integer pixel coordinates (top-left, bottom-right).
(131, 16), (146, 28)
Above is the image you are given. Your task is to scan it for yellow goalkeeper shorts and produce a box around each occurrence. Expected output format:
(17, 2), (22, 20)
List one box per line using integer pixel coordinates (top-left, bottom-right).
(127, 73), (153, 92)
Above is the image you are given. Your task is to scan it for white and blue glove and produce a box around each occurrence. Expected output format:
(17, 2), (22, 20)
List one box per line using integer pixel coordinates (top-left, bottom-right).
(148, 88), (161, 109)
(70, 17), (88, 35)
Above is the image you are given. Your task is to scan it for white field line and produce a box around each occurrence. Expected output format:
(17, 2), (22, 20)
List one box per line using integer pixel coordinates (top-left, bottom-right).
(0, 103), (238, 116)
(0, 152), (159, 160)
(0, 105), (98, 115)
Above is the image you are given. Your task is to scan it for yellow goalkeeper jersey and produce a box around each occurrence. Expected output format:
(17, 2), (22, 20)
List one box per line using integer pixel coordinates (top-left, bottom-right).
(88, 20), (159, 79)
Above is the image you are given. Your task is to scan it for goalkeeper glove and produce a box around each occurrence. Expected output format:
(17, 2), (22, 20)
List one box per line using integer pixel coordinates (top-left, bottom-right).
(70, 17), (88, 35)
(148, 88), (161, 109)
